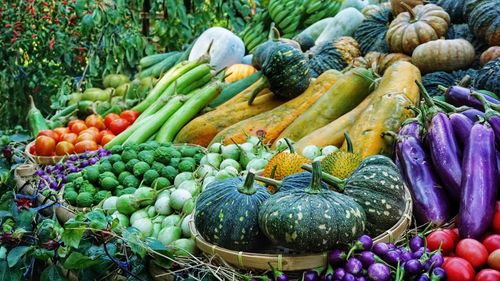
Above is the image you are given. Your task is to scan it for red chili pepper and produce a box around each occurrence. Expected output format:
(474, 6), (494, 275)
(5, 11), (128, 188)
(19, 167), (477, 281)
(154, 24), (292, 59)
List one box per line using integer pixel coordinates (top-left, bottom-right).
(14, 197), (33, 210)
(13, 30), (18, 37)
(42, 1), (49, 7)
(10, 37), (17, 43)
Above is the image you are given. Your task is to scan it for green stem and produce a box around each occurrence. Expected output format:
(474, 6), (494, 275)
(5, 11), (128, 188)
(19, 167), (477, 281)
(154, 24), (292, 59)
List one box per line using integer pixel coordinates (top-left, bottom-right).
(471, 92), (500, 119)
(302, 164), (346, 191)
(432, 98), (473, 113)
(254, 175), (282, 188)
(238, 172), (257, 195)
(284, 138), (295, 154)
(247, 77), (270, 105)
(416, 80), (434, 108)
(305, 161), (324, 194)
(344, 132), (353, 153)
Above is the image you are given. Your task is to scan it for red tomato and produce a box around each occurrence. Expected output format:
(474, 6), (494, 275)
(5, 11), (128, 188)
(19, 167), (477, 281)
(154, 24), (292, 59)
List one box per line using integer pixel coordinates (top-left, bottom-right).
(483, 234), (500, 253)
(80, 128), (101, 143)
(104, 113), (120, 128)
(109, 118), (130, 135)
(120, 110), (139, 124)
(493, 211), (500, 234)
(74, 140), (98, 153)
(76, 133), (96, 143)
(475, 269), (500, 281)
(55, 141), (75, 156)
(70, 122), (88, 134)
(442, 257), (475, 281)
(60, 133), (78, 144)
(53, 127), (70, 137)
(85, 114), (105, 130)
(35, 136), (56, 156)
(29, 145), (36, 155)
(444, 228), (460, 245)
(67, 119), (84, 128)
(101, 134), (115, 146)
(427, 230), (456, 255)
(37, 130), (59, 141)
(456, 239), (489, 268)
(489, 249), (500, 270)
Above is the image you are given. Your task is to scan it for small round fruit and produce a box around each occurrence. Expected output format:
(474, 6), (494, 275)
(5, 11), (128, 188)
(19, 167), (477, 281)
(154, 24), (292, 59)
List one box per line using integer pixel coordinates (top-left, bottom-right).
(60, 133), (78, 144)
(442, 257), (475, 281)
(55, 141), (75, 156)
(70, 122), (88, 134)
(120, 110), (139, 124)
(488, 249), (500, 270)
(426, 230), (455, 255)
(85, 114), (105, 130)
(37, 130), (59, 141)
(101, 134), (115, 146)
(109, 118), (130, 135)
(77, 133), (96, 143)
(35, 136), (56, 156)
(53, 127), (70, 137)
(104, 113), (120, 128)
(74, 140), (98, 153)
(456, 239), (488, 269)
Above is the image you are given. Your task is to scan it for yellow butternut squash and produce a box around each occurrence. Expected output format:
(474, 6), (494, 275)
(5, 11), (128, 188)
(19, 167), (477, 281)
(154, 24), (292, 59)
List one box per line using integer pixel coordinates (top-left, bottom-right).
(341, 61), (421, 158)
(209, 70), (342, 145)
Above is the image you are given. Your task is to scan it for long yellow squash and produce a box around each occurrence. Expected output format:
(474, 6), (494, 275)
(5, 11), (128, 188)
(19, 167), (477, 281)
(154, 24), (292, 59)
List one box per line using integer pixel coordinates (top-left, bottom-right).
(341, 61), (421, 158)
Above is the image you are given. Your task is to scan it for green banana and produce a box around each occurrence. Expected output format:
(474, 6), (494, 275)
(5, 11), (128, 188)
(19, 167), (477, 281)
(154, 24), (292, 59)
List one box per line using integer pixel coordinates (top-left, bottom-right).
(268, 0), (282, 17)
(246, 33), (267, 52)
(273, 7), (290, 24)
(305, 0), (324, 14)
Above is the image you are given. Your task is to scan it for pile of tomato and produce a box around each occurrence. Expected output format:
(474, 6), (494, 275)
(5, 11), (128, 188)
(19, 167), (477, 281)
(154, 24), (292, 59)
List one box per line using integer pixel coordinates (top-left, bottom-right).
(30, 110), (138, 156)
(425, 202), (500, 281)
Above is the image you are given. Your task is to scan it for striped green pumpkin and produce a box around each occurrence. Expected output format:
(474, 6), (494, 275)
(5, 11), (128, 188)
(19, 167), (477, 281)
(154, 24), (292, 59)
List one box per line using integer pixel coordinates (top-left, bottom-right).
(467, 0), (500, 46)
(474, 58), (500, 95)
(194, 172), (271, 251)
(258, 162), (366, 252)
(353, 7), (392, 55)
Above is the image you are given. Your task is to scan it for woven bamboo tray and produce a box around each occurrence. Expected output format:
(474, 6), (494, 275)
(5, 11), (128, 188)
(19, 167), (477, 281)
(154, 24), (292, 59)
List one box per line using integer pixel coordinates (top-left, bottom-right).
(24, 141), (82, 165)
(189, 185), (413, 271)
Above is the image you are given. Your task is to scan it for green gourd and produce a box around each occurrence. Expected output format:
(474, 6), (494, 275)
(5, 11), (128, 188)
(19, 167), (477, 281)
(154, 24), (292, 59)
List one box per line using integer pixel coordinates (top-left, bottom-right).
(194, 172), (270, 251)
(258, 161), (367, 252)
(305, 155), (407, 236)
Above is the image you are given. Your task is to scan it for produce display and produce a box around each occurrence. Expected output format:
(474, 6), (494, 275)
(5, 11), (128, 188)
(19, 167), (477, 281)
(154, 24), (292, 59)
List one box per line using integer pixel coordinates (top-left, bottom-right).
(4, 0), (500, 280)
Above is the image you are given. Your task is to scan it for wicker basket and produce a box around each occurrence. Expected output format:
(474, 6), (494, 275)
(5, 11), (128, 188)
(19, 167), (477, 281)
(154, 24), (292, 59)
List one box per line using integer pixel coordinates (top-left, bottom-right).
(189, 185), (413, 271)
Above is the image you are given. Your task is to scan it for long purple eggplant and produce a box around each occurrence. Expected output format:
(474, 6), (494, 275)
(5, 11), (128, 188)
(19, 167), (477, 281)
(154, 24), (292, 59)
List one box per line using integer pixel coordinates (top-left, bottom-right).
(444, 85), (499, 110)
(433, 98), (484, 122)
(461, 109), (485, 122)
(397, 136), (450, 225)
(459, 123), (498, 239)
(449, 113), (474, 149)
(394, 111), (424, 168)
(417, 81), (463, 202)
(472, 92), (500, 147)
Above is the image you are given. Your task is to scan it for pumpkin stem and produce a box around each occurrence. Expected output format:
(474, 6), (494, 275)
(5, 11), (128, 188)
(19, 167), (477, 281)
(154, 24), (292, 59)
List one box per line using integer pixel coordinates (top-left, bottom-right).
(238, 171), (257, 195)
(284, 138), (295, 154)
(400, 1), (416, 21)
(302, 164), (346, 191)
(305, 161), (324, 194)
(344, 132), (354, 153)
(254, 174), (282, 188)
(458, 75), (472, 87)
(268, 23), (281, 41)
(247, 76), (270, 105)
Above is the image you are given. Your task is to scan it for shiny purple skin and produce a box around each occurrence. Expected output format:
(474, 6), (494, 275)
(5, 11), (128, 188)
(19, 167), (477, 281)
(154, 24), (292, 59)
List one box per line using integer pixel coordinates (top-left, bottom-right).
(412, 247), (428, 259)
(321, 273), (334, 281)
(358, 251), (375, 267)
(445, 85), (500, 110)
(383, 250), (400, 265)
(397, 136), (451, 225)
(357, 235), (373, 251)
(426, 112), (463, 201)
(328, 249), (346, 266)
(449, 113), (474, 149)
(432, 267), (446, 279)
(461, 108), (484, 122)
(488, 115), (500, 146)
(429, 253), (444, 268)
(401, 251), (413, 262)
(302, 271), (319, 281)
(409, 236), (425, 252)
(417, 274), (430, 281)
(367, 263), (391, 281)
(276, 274), (289, 281)
(497, 151), (500, 186)
(345, 258), (363, 275)
(459, 123), (498, 239)
(395, 121), (424, 168)
(343, 273), (356, 281)
(356, 277), (367, 281)
(405, 259), (422, 275)
(334, 268), (346, 280)
(372, 243), (390, 256)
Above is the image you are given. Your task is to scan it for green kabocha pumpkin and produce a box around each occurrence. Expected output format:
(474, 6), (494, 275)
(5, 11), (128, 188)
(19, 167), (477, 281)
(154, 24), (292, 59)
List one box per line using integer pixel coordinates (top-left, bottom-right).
(255, 171), (330, 193)
(307, 37), (361, 77)
(252, 27), (302, 70)
(194, 172), (271, 251)
(305, 155), (407, 236)
(428, 0), (471, 23)
(467, 0), (500, 46)
(354, 7), (393, 55)
(474, 58), (500, 95)
(422, 69), (478, 96)
(258, 161), (367, 252)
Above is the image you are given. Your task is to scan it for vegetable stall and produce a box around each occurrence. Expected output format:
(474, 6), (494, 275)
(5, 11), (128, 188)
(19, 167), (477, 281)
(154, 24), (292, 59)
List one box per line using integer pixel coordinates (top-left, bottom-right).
(1, 0), (499, 280)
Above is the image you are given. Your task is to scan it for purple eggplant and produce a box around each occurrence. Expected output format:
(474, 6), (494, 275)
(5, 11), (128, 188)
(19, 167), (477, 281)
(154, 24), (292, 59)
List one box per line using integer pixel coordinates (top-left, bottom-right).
(345, 258), (363, 275)
(397, 136), (451, 225)
(444, 85), (499, 110)
(328, 249), (346, 266)
(433, 98), (484, 122)
(460, 108), (485, 122)
(472, 92), (500, 146)
(459, 122), (498, 239)
(409, 236), (424, 252)
(394, 116), (424, 168)
(367, 263), (390, 281)
(372, 243), (390, 257)
(405, 259), (423, 275)
(302, 271), (319, 281)
(358, 251), (375, 267)
(449, 113), (474, 149)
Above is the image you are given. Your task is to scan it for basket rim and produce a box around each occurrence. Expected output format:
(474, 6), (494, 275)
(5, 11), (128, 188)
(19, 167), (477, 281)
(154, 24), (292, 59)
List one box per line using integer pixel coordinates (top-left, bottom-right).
(189, 184), (413, 270)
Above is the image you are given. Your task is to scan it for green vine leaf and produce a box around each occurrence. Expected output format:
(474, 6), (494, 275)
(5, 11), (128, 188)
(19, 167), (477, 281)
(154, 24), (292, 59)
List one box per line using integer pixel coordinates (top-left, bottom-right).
(7, 246), (34, 268)
(63, 252), (102, 270)
(40, 265), (68, 281)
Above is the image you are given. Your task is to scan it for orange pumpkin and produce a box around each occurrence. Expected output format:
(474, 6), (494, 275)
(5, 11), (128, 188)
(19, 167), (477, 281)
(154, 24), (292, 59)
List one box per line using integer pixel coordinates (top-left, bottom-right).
(390, 0), (424, 15)
(480, 46), (500, 65)
(224, 64), (257, 83)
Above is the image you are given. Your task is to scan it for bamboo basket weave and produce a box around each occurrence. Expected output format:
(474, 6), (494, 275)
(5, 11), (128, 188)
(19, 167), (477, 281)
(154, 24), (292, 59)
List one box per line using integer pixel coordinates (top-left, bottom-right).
(189, 185), (413, 271)
(24, 141), (72, 165)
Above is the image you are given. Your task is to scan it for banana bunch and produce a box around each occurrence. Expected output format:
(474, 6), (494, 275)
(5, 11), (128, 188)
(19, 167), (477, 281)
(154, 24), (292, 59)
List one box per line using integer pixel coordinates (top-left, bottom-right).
(239, 10), (272, 53)
(302, 0), (342, 26)
(268, 0), (304, 38)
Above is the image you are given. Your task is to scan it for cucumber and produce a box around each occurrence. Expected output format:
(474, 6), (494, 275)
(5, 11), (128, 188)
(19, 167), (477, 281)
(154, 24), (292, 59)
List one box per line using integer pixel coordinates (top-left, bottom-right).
(208, 71), (263, 108)
(140, 53), (174, 69)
